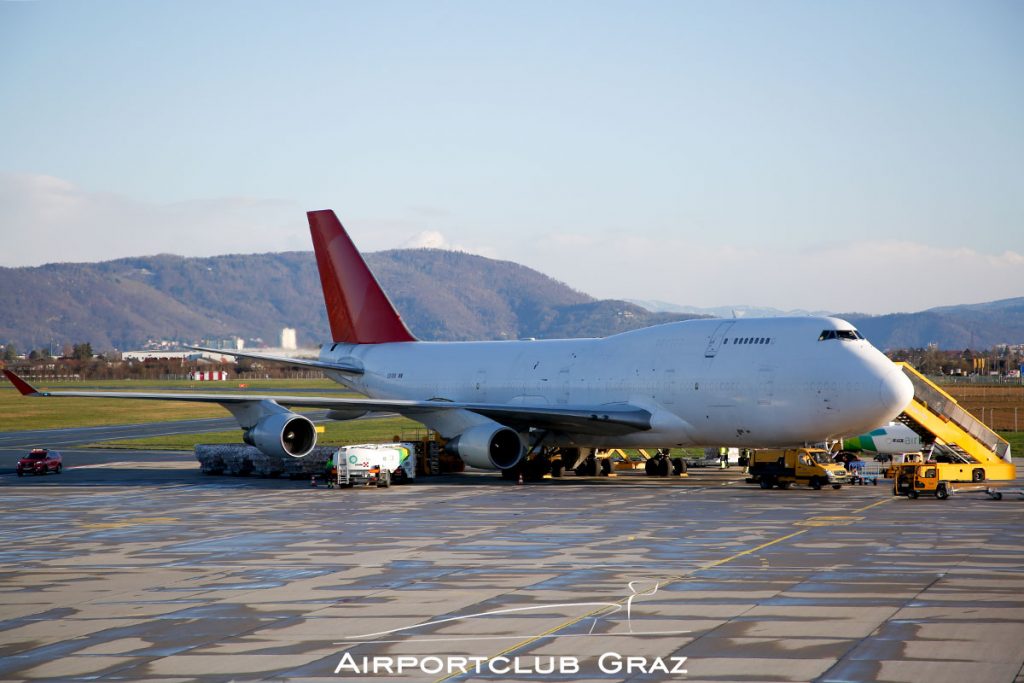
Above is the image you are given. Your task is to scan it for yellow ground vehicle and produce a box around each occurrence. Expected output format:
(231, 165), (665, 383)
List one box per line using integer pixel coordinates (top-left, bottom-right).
(882, 452), (925, 479)
(893, 363), (1015, 482)
(894, 460), (1016, 500)
(747, 448), (849, 490)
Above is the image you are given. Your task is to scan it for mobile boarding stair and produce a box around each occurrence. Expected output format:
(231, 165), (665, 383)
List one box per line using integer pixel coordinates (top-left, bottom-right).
(894, 363), (1017, 498)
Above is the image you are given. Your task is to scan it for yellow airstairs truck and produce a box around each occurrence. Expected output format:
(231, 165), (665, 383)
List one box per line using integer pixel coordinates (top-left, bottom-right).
(892, 363), (1015, 500)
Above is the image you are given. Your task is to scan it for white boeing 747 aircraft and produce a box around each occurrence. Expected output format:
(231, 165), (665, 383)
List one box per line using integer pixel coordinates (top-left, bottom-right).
(4, 210), (913, 473)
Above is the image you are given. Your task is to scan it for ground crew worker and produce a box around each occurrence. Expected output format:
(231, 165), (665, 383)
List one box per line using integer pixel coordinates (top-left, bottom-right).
(719, 447), (728, 469)
(738, 450), (750, 474)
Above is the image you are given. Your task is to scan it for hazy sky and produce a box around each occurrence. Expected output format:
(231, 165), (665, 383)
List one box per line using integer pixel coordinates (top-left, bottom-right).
(1, 1), (1021, 315)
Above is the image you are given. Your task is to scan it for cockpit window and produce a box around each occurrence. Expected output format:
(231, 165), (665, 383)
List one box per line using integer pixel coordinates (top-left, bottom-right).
(818, 329), (863, 341)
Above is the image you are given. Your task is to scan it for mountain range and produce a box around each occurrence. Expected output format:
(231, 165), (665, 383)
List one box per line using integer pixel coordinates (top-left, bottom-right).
(0, 251), (1020, 352)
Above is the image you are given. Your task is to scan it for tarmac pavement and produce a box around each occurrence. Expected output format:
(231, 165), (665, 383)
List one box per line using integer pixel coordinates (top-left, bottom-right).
(1, 461), (1023, 682)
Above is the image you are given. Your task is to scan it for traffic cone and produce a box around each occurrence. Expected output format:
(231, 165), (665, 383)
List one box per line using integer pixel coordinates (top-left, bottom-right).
(517, 473), (524, 485)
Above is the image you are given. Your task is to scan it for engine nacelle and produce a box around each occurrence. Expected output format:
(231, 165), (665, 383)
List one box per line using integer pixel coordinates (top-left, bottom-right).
(243, 412), (317, 458)
(446, 423), (523, 470)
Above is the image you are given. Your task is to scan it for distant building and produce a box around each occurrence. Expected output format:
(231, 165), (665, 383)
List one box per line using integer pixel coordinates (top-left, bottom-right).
(121, 350), (230, 363)
(122, 351), (198, 362)
(189, 370), (229, 381)
(281, 327), (297, 350)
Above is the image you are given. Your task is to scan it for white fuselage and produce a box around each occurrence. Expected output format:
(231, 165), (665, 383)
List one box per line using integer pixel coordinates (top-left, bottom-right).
(319, 317), (912, 449)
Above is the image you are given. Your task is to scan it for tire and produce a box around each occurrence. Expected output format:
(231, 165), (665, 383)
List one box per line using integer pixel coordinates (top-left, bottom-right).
(832, 484), (842, 490)
(809, 477), (822, 490)
(55, 464), (62, 474)
(972, 469), (985, 482)
(935, 485), (948, 500)
(992, 491), (1003, 500)
(550, 462), (563, 478)
(908, 490), (919, 499)
(759, 479), (772, 489)
(778, 481), (791, 490)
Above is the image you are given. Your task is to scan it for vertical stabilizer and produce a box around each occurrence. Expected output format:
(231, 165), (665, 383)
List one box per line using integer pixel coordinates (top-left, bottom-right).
(308, 210), (417, 344)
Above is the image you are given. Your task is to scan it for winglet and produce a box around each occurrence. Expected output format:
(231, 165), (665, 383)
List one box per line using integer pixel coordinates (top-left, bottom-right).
(308, 210), (417, 344)
(3, 369), (40, 396)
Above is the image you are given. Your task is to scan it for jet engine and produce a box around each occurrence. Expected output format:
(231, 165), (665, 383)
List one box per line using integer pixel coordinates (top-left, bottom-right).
(445, 423), (524, 470)
(243, 412), (317, 458)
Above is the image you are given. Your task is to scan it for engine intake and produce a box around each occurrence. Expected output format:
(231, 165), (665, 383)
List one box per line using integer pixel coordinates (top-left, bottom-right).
(244, 412), (317, 458)
(446, 423), (523, 470)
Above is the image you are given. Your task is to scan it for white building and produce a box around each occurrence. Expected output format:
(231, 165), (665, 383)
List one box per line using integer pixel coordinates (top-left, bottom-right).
(281, 327), (297, 350)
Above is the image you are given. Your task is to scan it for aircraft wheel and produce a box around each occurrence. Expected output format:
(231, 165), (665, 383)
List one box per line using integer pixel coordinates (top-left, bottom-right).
(935, 484), (948, 500)
(551, 462), (563, 478)
(657, 458), (669, 476)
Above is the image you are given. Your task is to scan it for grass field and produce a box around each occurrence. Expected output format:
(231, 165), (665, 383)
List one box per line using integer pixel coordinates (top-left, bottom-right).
(0, 379), (353, 432)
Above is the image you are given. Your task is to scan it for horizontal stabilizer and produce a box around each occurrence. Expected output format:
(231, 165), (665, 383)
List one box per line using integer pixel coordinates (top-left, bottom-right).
(186, 346), (364, 374)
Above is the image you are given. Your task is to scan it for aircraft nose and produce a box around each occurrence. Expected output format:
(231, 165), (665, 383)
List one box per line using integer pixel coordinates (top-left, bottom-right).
(878, 364), (914, 418)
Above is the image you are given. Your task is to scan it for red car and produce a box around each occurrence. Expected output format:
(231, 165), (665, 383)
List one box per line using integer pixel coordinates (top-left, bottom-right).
(17, 449), (62, 476)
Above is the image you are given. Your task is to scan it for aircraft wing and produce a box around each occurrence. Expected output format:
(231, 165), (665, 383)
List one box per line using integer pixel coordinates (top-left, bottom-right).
(2, 370), (649, 437)
(185, 346), (364, 374)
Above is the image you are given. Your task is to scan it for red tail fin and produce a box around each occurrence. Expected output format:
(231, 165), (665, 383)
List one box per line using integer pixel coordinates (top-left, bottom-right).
(308, 210), (417, 344)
